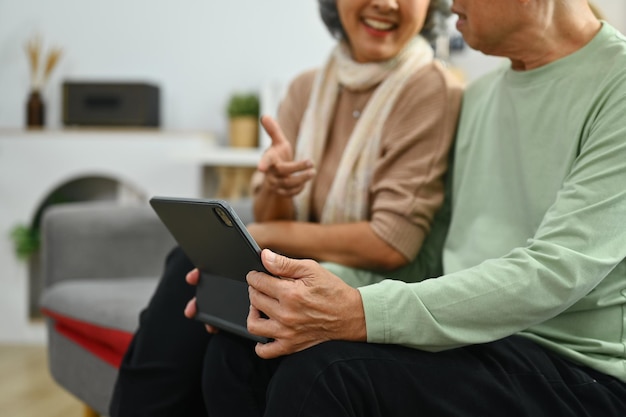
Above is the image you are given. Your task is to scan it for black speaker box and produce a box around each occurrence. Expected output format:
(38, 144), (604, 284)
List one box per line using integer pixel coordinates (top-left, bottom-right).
(63, 82), (160, 127)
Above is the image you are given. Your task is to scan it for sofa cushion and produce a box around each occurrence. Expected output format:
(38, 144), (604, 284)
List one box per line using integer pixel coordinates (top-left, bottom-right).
(40, 277), (157, 367)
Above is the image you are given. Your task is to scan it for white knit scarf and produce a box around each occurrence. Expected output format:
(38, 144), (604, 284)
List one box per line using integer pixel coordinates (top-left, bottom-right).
(294, 36), (434, 223)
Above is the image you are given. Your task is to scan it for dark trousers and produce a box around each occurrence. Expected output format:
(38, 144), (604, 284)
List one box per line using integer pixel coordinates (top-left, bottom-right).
(205, 334), (626, 417)
(109, 246), (211, 417)
(110, 246), (626, 417)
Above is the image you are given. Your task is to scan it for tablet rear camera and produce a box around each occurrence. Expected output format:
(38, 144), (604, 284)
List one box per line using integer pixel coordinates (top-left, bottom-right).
(214, 207), (234, 227)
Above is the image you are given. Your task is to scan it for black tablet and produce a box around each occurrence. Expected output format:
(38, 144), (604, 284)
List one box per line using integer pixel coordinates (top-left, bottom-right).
(149, 196), (271, 343)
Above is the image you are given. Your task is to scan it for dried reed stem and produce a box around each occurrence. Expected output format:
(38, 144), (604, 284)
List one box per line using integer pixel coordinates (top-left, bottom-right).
(25, 35), (41, 89)
(42, 47), (63, 87)
(24, 35), (62, 91)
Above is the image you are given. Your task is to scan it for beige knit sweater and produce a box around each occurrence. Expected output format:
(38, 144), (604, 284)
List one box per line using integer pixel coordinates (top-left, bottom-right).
(273, 60), (463, 261)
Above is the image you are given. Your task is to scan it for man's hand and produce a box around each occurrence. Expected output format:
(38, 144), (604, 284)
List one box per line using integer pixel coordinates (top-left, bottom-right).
(258, 115), (315, 197)
(246, 249), (367, 359)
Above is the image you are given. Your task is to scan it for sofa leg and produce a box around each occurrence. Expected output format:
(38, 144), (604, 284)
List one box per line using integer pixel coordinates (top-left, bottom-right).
(83, 404), (100, 417)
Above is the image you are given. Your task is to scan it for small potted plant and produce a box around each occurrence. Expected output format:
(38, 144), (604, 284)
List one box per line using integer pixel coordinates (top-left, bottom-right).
(227, 92), (260, 148)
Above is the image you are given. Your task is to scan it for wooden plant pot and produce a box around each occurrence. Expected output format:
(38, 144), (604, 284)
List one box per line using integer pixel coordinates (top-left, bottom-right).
(221, 116), (259, 200)
(229, 116), (259, 148)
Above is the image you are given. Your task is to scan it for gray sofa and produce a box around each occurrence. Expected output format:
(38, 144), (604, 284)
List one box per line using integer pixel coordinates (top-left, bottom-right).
(40, 200), (252, 416)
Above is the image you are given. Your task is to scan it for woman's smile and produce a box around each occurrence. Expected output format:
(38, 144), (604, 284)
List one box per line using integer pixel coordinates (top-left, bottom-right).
(362, 17), (397, 35)
(338, 0), (429, 62)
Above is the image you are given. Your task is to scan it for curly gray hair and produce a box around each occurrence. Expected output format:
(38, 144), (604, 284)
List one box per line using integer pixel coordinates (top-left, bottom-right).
(318, 0), (451, 44)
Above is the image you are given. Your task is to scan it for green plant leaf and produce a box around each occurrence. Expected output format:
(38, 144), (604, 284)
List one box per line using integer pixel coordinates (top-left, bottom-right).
(10, 224), (40, 260)
(227, 93), (260, 118)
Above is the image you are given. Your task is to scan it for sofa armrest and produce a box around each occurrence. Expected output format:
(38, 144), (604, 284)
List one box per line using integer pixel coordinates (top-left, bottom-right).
(41, 202), (176, 288)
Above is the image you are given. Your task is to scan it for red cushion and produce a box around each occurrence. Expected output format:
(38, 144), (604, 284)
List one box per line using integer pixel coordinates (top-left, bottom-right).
(41, 308), (133, 368)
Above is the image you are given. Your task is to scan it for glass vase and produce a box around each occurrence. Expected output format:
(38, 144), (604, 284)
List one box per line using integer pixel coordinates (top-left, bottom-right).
(26, 89), (45, 129)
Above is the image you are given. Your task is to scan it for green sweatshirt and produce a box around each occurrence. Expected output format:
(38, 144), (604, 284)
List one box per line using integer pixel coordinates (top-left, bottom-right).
(359, 22), (626, 382)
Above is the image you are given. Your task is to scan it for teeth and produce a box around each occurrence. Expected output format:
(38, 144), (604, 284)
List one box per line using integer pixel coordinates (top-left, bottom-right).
(364, 18), (394, 31)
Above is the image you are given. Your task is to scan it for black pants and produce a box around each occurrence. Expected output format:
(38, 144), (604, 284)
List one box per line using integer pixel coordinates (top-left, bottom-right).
(111, 246), (626, 417)
(205, 334), (626, 417)
(109, 246), (211, 417)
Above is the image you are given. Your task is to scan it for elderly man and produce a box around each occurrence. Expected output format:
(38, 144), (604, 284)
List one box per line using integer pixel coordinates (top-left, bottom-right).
(214, 0), (626, 415)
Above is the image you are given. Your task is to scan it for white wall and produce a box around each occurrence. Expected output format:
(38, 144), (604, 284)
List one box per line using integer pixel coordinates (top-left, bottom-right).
(0, 0), (335, 141)
(594, 0), (626, 33)
(1, 1), (624, 139)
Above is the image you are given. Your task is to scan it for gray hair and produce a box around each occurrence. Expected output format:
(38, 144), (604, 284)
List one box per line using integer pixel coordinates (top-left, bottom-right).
(318, 0), (451, 44)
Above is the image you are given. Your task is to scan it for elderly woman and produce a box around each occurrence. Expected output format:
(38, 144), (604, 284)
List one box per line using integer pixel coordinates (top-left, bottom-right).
(109, 0), (462, 416)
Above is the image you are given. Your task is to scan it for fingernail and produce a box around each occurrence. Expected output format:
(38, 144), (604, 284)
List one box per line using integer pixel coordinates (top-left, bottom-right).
(264, 249), (276, 264)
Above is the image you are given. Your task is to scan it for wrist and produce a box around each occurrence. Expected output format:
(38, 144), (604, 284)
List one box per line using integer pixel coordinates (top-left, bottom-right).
(346, 287), (367, 342)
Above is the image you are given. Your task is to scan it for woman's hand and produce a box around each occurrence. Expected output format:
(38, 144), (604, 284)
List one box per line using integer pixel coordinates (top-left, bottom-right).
(183, 268), (219, 334)
(246, 249), (367, 359)
(258, 115), (315, 197)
